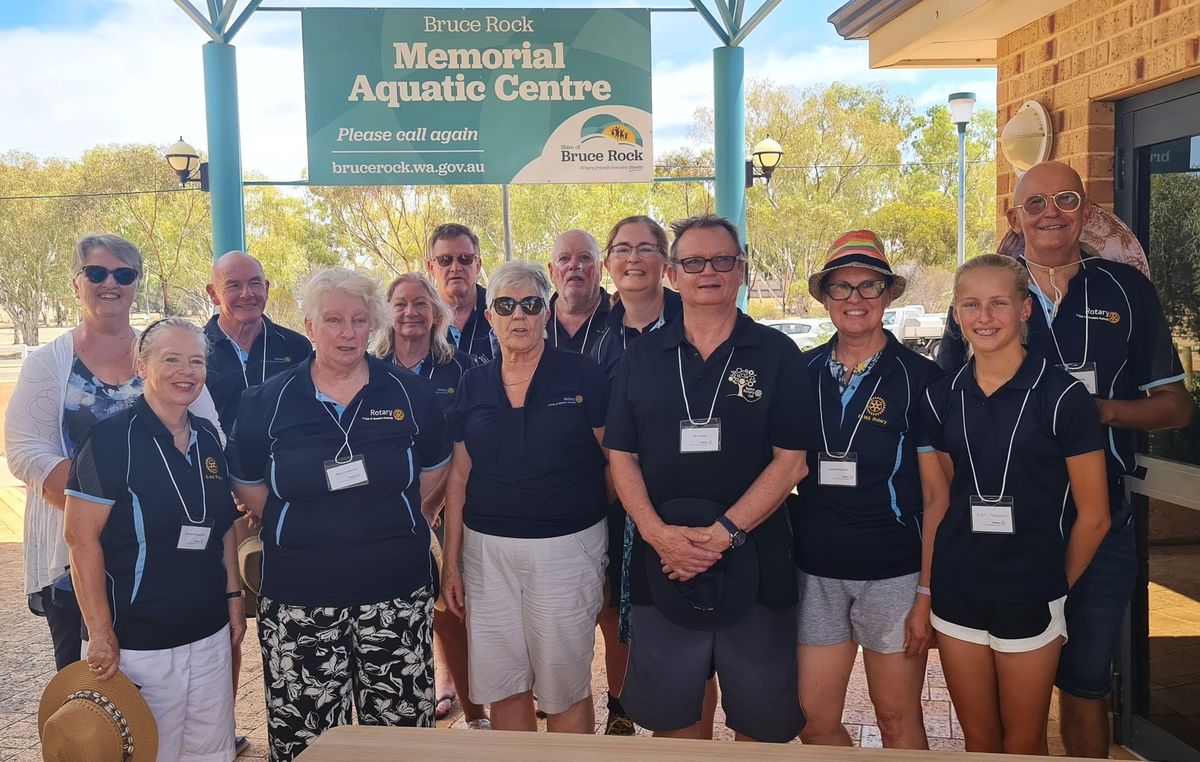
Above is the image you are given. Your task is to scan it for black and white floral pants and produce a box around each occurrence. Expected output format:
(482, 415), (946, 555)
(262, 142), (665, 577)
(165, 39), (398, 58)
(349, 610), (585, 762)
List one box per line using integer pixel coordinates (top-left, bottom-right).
(257, 586), (435, 762)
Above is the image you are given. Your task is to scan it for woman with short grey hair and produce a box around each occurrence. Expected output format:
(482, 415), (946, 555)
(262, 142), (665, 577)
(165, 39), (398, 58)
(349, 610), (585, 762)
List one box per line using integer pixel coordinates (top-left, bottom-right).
(5, 234), (221, 671)
(441, 258), (611, 734)
(228, 267), (452, 760)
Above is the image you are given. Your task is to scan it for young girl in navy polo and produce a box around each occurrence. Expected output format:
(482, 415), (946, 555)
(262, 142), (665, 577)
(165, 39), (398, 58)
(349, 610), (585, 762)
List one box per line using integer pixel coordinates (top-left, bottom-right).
(919, 255), (1111, 755)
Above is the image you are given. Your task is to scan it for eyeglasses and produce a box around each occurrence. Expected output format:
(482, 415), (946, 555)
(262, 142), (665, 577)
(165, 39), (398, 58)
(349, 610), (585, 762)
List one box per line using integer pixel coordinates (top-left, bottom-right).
(607, 243), (663, 259)
(433, 253), (477, 268)
(491, 296), (546, 317)
(824, 280), (889, 301)
(672, 255), (744, 274)
(1012, 190), (1083, 216)
(79, 264), (138, 286)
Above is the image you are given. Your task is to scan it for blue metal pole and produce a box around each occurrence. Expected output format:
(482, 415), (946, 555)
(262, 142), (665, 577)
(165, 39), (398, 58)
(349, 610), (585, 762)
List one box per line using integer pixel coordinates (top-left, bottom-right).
(203, 41), (245, 260)
(957, 122), (967, 266)
(713, 45), (748, 310)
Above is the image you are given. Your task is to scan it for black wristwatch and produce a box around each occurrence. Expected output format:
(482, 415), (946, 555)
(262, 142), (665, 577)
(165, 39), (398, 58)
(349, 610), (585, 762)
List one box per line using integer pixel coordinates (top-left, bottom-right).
(715, 515), (747, 549)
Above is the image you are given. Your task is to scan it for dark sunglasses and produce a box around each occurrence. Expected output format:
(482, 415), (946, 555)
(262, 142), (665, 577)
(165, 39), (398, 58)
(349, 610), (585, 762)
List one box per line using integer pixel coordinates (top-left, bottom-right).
(433, 253), (477, 267)
(672, 254), (743, 274)
(80, 264), (138, 285)
(1012, 190), (1083, 215)
(824, 280), (889, 301)
(491, 296), (546, 317)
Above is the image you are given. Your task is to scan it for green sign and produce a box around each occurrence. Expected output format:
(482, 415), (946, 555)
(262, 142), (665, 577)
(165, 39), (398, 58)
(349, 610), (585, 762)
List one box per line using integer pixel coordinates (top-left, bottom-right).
(302, 8), (653, 186)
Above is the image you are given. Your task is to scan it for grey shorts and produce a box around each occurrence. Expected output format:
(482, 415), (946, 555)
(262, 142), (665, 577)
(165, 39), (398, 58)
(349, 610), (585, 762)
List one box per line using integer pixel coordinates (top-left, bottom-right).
(621, 603), (805, 742)
(795, 570), (920, 654)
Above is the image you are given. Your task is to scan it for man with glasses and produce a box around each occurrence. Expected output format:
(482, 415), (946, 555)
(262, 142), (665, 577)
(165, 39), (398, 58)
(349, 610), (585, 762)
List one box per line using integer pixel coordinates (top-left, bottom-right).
(426, 223), (494, 361)
(604, 214), (814, 743)
(547, 229), (611, 354)
(937, 161), (1193, 758)
(204, 251), (312, 436)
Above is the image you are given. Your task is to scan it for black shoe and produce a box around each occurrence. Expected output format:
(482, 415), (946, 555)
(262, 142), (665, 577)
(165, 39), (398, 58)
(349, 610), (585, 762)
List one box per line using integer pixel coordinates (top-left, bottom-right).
(235, 735), (250, 755)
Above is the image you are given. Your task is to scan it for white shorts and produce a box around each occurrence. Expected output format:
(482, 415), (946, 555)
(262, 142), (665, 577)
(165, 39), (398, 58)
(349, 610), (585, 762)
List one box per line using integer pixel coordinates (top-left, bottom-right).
(931, 593), (1068, 654)
(462, 520), (606, 714)
(88, 625), (236, 762)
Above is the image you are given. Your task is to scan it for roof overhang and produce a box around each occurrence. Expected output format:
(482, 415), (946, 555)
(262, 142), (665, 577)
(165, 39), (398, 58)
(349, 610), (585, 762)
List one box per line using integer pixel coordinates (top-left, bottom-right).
(829, 0), (1074, 68)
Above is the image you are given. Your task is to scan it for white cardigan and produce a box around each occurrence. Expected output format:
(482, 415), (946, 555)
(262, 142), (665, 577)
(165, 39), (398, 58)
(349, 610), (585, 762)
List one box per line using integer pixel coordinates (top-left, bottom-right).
(4, 329), (223, 596)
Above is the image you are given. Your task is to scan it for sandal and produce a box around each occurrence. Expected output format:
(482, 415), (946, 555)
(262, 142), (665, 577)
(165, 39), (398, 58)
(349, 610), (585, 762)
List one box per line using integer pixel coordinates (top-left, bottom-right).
(435, 694), (456, 720)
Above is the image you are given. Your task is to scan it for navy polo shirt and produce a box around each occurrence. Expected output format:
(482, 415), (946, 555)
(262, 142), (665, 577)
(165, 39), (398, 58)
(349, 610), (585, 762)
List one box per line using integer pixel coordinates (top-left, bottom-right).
(65, 397), (237, 650)
(591, 289), (683, 380)
(447, 344), (609, 539)
(226, 355), (451, 607)
(448, 284), (494, 362)
(549, 289), (612, 355)
(793, 333), (942, 580)
(383, 349), (475, 414)
(203, 315), (311, 435)
(920, 351), (1105, 604)
(604, 311), (819, 608)
(937, 256), (1185, 511)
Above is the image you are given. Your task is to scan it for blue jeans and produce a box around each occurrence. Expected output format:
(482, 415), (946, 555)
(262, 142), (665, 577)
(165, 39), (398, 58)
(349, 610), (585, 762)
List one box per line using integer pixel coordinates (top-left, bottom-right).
(1055, 519), (1137, 699)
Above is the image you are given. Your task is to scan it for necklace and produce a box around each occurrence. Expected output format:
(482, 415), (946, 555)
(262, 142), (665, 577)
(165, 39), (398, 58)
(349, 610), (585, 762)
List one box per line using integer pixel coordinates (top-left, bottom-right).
(502, 372), (533, 387)
(1024, 255), (1082, 316)
(171, 420), (190, 438)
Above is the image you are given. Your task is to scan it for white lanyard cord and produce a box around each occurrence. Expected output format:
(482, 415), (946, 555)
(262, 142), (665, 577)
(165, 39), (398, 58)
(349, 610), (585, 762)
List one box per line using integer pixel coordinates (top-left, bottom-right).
(677, 346), (735, 425)
(1045, 278), (1089, 369)
(153, 434), (207, 525)
(553, 298), (601, 355)
(961, 359), (1045, 503)
(319, 397), (365, 463)
(222, 319), (267, 388)
(819, 374), (882, 458)
(621, 310), (666, 351)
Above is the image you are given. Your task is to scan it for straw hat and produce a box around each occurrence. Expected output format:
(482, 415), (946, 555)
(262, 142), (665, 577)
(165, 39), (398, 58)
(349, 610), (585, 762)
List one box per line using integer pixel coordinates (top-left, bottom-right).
(807, 230), (907, 300)
(38, 661), (158, 762)
(238, 534), (263, 596)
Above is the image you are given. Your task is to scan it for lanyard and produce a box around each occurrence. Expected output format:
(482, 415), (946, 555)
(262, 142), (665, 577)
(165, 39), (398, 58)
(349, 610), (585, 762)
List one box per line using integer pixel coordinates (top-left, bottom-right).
(818, 374), (882, 457)
(961, 359), (1045, 502)
(152, 430), (207, 525)
(677, 346), (735, 425)
(220, 319), (267, 388)
(318, 396), (365, 463)
(621, 311), (666, 351)
(393, 353), (436, 380)
(1042, 277), (1090, 370)
(553, 298), (601, 354)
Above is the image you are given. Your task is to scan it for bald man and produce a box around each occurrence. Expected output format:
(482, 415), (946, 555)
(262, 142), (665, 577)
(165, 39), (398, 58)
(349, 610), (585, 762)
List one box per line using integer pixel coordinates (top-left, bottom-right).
(547, 229), (611, 354)
(937, 161), (1193, 758)
(204, 251), (311, 434)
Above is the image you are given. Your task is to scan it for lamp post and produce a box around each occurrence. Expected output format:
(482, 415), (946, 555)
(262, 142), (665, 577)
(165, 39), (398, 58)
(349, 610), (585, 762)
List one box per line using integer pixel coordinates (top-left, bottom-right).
(948, 92), (976, 265)
(745, 136), (784, 188)
(165, 137), (210, 192)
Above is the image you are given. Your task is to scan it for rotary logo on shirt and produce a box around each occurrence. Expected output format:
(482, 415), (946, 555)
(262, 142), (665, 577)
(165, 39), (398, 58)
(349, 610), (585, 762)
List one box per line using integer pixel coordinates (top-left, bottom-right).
(363, 408), (406, 422)
(727, 368), (763, 403)
(864, 395), (888, 425)
(547, 394), (584, 407)
(203, 456), (224, 479)
(1078, 307), (1121, 324)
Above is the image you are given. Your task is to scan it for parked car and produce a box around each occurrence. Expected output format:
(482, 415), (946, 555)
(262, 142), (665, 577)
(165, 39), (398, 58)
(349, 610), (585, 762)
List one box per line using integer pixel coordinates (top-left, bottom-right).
(759, 318), (828, 350)
(885, 306), (946, 357)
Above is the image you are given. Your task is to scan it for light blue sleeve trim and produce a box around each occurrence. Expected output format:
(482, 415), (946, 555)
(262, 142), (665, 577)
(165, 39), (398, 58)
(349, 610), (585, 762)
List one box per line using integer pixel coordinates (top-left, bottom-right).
(916, 445), (936, 453)
(422, 454), (451, 472)
(64, 489), (116, 507)
(229, 475), (266, 485)
(1139, 373), (1186, 392)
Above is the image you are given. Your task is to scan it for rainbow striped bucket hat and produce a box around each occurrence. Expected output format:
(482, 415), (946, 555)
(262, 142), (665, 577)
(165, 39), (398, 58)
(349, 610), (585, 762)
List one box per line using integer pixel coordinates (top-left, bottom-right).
(807, 230), (906, 300)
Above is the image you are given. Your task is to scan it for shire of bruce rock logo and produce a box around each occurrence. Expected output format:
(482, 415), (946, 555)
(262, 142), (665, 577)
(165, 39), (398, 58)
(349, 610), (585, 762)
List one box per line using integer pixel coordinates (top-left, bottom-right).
(727, 368), (763, 403)
(559, 114), (645, 166)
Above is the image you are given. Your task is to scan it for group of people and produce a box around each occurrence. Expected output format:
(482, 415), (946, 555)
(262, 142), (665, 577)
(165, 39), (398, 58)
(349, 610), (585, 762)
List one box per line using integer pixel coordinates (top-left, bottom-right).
(11, 160), (1192, 762)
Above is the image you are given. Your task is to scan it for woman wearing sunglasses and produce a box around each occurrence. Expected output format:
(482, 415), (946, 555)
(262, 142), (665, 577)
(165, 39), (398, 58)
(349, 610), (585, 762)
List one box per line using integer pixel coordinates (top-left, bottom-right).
(441, 259), (610, 734)
(5, 234), (221, 672)
(791, 231), (943, 751)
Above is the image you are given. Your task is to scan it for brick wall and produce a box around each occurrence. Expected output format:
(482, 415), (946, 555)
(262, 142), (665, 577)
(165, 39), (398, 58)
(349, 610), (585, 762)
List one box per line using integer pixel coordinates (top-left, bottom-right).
(995, 0), (1200, 234)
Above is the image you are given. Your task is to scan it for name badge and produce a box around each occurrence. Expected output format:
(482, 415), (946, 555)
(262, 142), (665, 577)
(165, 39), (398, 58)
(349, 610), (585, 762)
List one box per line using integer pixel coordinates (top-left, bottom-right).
(970, 496), (1015, 534)
(680, 419), (721, 454)
(818, 453), (859, 487)
(177, 520), (214, 551)
(1059, 362), (1098, 395)
(324, 455), (369, 492)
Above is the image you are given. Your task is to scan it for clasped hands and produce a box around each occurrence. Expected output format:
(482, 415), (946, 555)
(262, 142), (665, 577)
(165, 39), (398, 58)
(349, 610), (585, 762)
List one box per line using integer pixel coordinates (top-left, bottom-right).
(646, 522), (730, 582)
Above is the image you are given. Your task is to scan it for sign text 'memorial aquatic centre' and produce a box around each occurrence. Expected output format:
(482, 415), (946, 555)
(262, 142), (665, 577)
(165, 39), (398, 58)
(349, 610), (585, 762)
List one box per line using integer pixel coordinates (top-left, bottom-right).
(302, 8), (653, 185)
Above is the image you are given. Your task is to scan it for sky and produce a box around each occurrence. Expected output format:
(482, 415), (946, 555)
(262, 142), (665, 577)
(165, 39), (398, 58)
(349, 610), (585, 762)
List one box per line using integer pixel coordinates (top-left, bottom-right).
(0, 0), (996, 181)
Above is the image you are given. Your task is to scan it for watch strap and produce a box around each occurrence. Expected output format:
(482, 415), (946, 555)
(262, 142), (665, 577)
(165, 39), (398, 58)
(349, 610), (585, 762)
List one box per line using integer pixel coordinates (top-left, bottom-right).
(715, 514), (742, 539)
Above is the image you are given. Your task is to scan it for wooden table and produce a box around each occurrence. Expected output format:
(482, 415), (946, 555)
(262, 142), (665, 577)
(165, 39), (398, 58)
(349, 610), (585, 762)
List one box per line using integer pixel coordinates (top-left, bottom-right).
(297, 726), (1091, 761)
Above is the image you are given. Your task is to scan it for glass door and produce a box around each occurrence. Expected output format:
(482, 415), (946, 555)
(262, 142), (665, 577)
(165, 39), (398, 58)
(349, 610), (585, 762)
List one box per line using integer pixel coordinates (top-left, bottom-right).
(1115, 77), (1200, 762)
